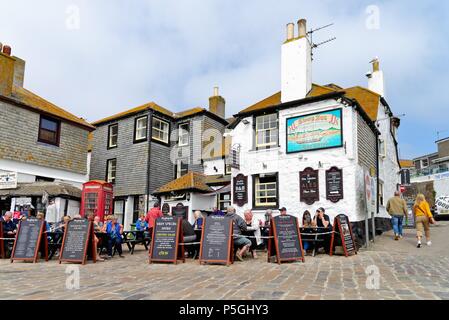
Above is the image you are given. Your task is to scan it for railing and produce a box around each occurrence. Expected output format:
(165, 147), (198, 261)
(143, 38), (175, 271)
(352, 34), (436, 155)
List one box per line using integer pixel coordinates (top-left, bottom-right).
(411, 165), (449, 178)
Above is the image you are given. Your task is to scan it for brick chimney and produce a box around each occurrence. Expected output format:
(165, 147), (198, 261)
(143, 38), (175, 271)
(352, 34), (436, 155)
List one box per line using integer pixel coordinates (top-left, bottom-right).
(281, 19), (312, 103)
(0, 44), (15, 96)
(208, 86), (226, 118)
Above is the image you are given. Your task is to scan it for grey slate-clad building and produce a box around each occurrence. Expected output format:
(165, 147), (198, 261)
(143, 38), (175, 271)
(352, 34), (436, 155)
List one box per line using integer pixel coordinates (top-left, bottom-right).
(89, 90), (228, 227)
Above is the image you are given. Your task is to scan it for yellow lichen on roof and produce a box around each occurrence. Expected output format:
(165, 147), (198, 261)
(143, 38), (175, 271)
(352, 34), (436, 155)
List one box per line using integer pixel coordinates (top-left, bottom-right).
(344, 86), (380, 121)
(175, 107), (205, 118)
(91, 101), (173, 125)
(238, 91), (281, 115)
(237, 83), (381, 121)
(10, 86), (94, 130)
(153, 171), (214, 194)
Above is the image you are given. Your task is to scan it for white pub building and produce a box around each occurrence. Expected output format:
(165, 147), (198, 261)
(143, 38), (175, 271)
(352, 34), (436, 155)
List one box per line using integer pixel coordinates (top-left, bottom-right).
(228, 19), (401, 244)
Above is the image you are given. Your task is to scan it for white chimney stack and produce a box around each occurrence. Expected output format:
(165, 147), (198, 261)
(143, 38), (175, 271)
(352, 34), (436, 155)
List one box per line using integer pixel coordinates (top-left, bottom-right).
(281, 18), (312, 103)
(366, 57), (385, 97)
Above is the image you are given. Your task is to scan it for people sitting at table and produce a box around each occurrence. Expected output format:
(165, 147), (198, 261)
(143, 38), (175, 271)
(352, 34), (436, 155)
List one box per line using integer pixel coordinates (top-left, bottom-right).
(279, 207), (288, 216)
(261, 209), (273, 251)
(301, 210), (313, 252)
(2, 212), (17, 238)
(36, 212), (51, 233)
(181, 218), (197, 258)
(145, 202), (163, 232)
(192, 210), (204, 229)
(243, 210), (262, 258)
(212, 207), (224, 216)
(1, 212), (17, 257)
(135, 213), (148, 231)
(93, 216), (104, 232)
(226, 206), (251, 262)
(313, 207), (332, 254)
(105, 216), (124, 258)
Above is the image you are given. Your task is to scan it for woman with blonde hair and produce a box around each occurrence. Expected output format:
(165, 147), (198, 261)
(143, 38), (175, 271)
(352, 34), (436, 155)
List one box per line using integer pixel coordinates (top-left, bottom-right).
(413, 194), (435, 248)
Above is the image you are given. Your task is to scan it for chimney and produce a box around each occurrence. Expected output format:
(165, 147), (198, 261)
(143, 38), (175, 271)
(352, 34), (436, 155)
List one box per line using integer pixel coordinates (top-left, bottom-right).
(208, 86), (226, 118)
(281, 19), (312, 103)
(12, 56), (26, 87)
(366, 57), (385, 97)
(0, 44), (15, 96)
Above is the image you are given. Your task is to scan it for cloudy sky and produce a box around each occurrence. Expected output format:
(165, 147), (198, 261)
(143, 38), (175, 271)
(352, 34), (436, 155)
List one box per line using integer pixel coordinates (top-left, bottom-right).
(1, 0), (448, 159)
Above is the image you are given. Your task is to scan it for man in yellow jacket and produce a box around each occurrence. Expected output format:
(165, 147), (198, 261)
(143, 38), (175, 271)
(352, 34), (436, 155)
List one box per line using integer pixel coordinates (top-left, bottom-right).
(386, 191), (408, 241)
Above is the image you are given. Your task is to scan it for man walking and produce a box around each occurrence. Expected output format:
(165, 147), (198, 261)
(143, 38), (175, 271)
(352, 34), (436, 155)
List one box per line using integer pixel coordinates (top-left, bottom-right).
(386, 191), (408, 240)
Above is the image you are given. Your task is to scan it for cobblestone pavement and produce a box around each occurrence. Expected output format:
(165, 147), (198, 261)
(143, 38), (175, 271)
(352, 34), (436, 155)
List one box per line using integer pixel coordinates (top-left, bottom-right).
(1, 221), (448, 300)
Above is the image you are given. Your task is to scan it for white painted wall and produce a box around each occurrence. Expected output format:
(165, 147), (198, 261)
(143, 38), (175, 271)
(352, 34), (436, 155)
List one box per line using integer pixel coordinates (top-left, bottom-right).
(0, 158), (86, 188)
(376, 103), (401, 218)
(230, 99), (362, 224)
(281, 36), (312, 103)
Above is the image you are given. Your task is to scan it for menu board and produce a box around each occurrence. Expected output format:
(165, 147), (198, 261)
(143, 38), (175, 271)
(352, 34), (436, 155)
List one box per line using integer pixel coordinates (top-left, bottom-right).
(59, 219), (94, 264)
(199, 216), (233, 265)
(269, 215), (304, 263)
(172, 203), (188, 220)
(149, 216), (184, 264)
(300, 168), (319, 205)
(11, 218), (47, 263)
(330, 214), (357, 257)
(233, 174), (248, 207)
(326, 167), (343, 203)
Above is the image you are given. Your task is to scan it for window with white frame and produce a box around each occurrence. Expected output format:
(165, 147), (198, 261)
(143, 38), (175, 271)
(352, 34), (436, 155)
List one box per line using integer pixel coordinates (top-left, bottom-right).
(134, 116), (148, 142)
(254, 174), (278, 207)
(176, 159), (189, 178)
(108, 124), (118, 148)
(218, 193), (231, 211)
(178, 123), (189, 146)
(114, 200), (125, 225)
(255, 113), (278, 148)
(152, 117), (169, 143)
(106, 159), (117, 184)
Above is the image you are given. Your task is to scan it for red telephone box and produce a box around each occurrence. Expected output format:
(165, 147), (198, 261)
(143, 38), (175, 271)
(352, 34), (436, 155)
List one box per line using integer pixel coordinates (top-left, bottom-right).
(80, 180), (114, 222)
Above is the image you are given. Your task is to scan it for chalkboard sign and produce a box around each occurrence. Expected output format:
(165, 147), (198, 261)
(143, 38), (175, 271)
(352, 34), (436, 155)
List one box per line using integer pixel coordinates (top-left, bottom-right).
(59, 219), (96, 265)
(233, 174), (248, 207)
(149, 216), (184, 264)
(268, 215), (304, 264)
(11, 218), (48, 263)
(199, 216), (233, 266)
(326, 167), (343, 203)
(330, 214), (357, 257)
(300, 168), (319, 205)
(172, 203), (188, 220)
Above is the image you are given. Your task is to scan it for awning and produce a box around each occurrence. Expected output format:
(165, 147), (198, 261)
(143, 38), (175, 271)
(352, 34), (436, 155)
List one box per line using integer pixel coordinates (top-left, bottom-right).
(0, 182), (81, 199)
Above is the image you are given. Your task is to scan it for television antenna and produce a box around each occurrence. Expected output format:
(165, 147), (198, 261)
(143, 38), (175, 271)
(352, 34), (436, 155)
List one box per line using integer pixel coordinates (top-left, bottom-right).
(437, 130), (449, 140)
(307, 23), (336, 60)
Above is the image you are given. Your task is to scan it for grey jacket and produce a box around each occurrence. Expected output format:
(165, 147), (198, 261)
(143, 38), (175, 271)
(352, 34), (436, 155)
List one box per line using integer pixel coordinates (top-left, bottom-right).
(226, 212), (247, 236)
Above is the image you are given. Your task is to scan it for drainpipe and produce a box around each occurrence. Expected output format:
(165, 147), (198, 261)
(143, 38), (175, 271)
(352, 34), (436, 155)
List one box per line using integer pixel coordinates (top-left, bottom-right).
(373, 131), (380, 243)
(146, 110), (154, 212)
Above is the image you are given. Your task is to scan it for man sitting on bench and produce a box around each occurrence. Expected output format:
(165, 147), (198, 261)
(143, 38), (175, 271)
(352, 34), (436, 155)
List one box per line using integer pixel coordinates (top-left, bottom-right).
(226, 206), (251, 262)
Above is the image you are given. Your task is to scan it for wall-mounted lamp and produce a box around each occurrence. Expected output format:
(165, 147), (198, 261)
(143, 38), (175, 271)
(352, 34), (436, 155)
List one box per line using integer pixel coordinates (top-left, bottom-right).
(242, 119), (250, 125)
(213, 166), (218, 172)
(262, 163), (267, 169)
(318, 161), (323, 168)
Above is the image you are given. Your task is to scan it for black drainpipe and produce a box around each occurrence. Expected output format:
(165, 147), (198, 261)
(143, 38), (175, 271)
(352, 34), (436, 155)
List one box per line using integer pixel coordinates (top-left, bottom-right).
(146, 110), (154, 212)
(375, 128), (380, 239)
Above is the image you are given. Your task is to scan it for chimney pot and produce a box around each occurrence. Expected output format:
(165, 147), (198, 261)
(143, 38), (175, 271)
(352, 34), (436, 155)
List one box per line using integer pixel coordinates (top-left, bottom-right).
(298, 19), (307, 38)
(286, 23), (295, 41)
(2, 45), (11, 56)
(371, 57), (380, 72)
(213, 86), (219, 96)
